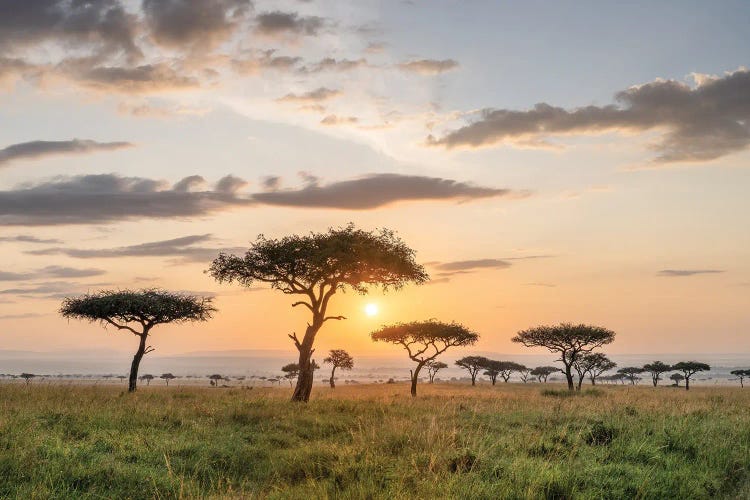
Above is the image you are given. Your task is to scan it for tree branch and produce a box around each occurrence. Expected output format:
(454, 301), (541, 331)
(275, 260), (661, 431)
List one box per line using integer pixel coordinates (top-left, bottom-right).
(323, 315), (346, 323)
(103, 318), (141, 336)
(291, 301), (314, 312)
(288, 332), (302, 350)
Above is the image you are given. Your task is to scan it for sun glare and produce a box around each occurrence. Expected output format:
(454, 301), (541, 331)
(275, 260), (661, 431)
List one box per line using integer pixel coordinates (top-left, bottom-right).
(365, 303), (379, 316)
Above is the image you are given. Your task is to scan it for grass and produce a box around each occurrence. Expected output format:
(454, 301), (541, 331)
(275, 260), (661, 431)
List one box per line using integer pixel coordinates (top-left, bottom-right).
(0, 382), (748, 499)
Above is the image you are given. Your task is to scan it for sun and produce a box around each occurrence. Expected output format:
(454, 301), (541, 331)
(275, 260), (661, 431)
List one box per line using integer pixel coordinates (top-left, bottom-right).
(365, 303), (379, 317)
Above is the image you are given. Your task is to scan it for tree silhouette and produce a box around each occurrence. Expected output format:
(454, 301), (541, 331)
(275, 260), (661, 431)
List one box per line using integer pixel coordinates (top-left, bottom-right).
(517, 366), (533, 383)
(20, 373), (35, 385)
(670, 373), (685, 387)
(455, 356), (488, 386)
(573, 353), (616, 389)
(323, 349), (354, 388)
(481, 359), (503, 385)
(426, 360), (448, 383)
(512, 323), (616, 391)
(672, 361), (710, 391)
(371, 320), (478, 397)
(730, 369), (749, 388)
(617, 367), (644, 385)
(209, 224), (428, 402)
(160, 373), (176, 386)
(281, 363), (300, 387)
(643, 361), (672, 387)
(209, 374), (224, 386)
(497, 361), (527, 383)
(139, 374), (154, 386)
(60, 289), (214, 392)
(531, 366), (558, 383)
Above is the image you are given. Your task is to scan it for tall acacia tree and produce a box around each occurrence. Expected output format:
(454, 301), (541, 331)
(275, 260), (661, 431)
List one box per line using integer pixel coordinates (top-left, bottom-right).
(672, 361), (710, 391)
(643, 361), (672, 387)
(512, 323), (616, 391)
(209, 224), (428, 402)
(60, 289), (215, 392)
(371, 320), (479, 397)
(323, 349), (354, 388)
(455, 356), (488, 386)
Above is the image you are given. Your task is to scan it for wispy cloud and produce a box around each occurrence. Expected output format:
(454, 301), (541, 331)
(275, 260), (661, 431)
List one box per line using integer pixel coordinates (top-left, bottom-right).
(657, 269), (725, 277)
(398, 59), (459, 75)
(0, 139), (132, 166)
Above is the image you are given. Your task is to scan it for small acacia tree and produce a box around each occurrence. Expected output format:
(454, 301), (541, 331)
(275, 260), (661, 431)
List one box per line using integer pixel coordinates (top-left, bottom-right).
(209, 374), (224, 386)
(281, 363), (300, 387)
(20, 373), (35, 385)
(139, 374), (154, 386)
(672, 361), (710, 391)
(323, 349), (354, 388)
(455, 356), (488, 386)
(643, 361), (672, 387)
(209, 224), (428, 402)
(160, 373), (176, 386)
(426, 360), (448, 383)
(512, 323), (616, 391)
(517, 366), (533, 383)
(573, 352), (616, 389)
(730, 369), (749, 388)
(498, 361), (527, 383)
(372, 320), (478, 397)
(482, 359), (503, 385)
(618, 367), (644, 385)
(670, 373), (684, 386)
(60, 289), (215, 392)
(531, 366), (558, 383)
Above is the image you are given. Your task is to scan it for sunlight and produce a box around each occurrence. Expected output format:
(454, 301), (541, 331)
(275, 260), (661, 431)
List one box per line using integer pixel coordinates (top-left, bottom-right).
(365, 303), (379, 317)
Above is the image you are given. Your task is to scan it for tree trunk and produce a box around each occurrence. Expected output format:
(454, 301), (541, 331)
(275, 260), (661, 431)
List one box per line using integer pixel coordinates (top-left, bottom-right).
(470, 372), (476, 386)
(491, 377), (496, 386)
(652, 376), (657, 387)
(411, 362), (425, 397)
(563, 363), (574, 391)
(576, 375), (583, 391)
(685, 376), (690, 391)
(128, 333), (148, 392)
(291, 324), (320, 402)
(329, 366), (336, 388)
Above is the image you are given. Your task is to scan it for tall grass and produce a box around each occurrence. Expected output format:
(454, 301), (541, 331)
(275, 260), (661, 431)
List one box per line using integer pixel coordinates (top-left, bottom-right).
(0, 383), (747, 499)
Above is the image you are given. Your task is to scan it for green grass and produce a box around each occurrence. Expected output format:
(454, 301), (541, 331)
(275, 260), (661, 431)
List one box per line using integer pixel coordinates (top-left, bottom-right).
(0, 382), (748, 499)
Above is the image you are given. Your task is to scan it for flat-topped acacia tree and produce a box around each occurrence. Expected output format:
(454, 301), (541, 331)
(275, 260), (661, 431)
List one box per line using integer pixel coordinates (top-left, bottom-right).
(426, 360), (448, 383)
(60, 289), (215, 392)
(209, 224), (428, 402)
(455, 356), (488, 386)
(323, 349), (354, 388)
(672, 361), (710, 391)
(512, 323), (616, 391)
(643, 361), (672, 387)
(531, 366), (558, 383)
(573, 352), (616, 389)
(371, 320), (479, 397)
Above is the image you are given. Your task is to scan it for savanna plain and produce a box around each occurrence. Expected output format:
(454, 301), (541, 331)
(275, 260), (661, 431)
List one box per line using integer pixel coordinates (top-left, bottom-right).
(1, 382), (748, 499)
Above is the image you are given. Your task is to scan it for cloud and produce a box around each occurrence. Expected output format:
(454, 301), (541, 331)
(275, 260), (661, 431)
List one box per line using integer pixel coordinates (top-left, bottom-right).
(0, 313), (49, 320)
(0, 266), (105, 281)
(28, 234), (242, 263)
(302, 58), (367, 73)
(0, 281), (87, 298)
(276, 87), (341, 103)
(434, 259), (512, 272)
(143, 0), (252, 49)
(255, 11), (326, 37)
(398, 59), (459, 75)
(657, 269), (725, 277)
(252, 173), (519, 209)
(261, 176), (281, 191)
(231, 51), (303, 74)
(0, 139), (132, 166)
(0, 235), (62, 244)
(430, 69), (750, 164)
(524, 282), (557, 287)
(320, 115), (358, 126)
(61, 60), (200, 94)
(0, 174), (252, 225)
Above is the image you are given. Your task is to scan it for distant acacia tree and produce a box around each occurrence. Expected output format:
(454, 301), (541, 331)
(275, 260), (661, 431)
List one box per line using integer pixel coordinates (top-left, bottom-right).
(643, 361), (672, 387)
(498, 361), (527, 383)
(517, 366), (533, 383)
(323, 349), (354, 388)
(482, 359), (503, 385)
(512, 323), (616, 391)
(426, 361), (448, 383)
(670, 373), (685, 387)
(60, 289), (215, 392)
(281, 363), (300, 387)
(531, 366), (558, 383)
(160, 373), (176, 386)
(455, 356), (488, 386)
(730, 369), (749, 388)
(672, 361), (710, 391)
(573, 353), (616, 389)
(372, 320), (479, 397)
(617, 367), (644, 385)
(117, 375), (126, 383)
(209, 374), (224, 386)
(209, 224), (428, 402)
(139, 374), (154, 386)
(20, 373), (35, 385)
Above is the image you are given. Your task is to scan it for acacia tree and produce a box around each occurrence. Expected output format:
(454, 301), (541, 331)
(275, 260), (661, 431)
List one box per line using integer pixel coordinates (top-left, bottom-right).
(372, 320), (478, 397)
(482, 359), (503, 385)
(730, 369), (749, 388)
(672, 361), (710, 391)
(517, 366), (533, 383)
(455, 356), (488, 386)
(498, 361), (527, 383)
(20, 373), (35, 385)
(572, 352), (616, 389)
(512, 323), (616, 391)
(209, 374), (224, 386)
(209, 224), (428, 402)
(60, 289), (215, 392)
(643, 361), (672, 387)
(323, 349), (354, 388)
(281, 363), (299, 387)
(160, 373), (176, 386)
(618, 367), (644, 385)
(531, 366), (558, 383)
(426, 361), (448, 383)
(139, 374), (154, 386)
(670, 373), (684, 386)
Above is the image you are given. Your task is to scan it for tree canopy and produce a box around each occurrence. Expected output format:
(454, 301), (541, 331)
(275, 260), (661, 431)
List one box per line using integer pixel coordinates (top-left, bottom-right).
(617, 367), (644, 385)
(531, 366), (559, 383)
(323, 349), (354, 388)
(455, 356), (489, 385)
(672, 361), (710, 390)
(643, 361), (672, 387)
(209, 224), (428, 402)
(371, 320), (478, 396)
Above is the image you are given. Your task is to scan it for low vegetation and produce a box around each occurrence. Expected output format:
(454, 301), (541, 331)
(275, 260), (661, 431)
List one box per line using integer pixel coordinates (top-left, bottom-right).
(0, 382), (747, 499)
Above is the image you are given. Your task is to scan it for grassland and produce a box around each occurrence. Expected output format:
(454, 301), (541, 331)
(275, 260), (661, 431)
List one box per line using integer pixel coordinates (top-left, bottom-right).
(0, 382), (748, 499)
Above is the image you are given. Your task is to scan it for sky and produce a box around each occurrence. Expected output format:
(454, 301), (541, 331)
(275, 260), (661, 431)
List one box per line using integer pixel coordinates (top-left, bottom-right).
(0, 0), (748, 362)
